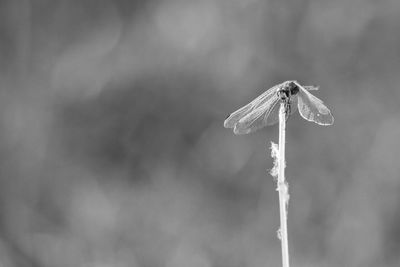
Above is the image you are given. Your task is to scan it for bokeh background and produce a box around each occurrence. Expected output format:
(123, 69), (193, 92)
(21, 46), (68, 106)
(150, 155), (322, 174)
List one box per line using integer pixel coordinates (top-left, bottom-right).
(1, 0), (400, 266)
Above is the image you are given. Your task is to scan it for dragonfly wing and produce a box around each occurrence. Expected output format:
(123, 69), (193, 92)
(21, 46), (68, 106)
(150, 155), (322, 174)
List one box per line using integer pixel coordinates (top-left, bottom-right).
(290, 95), (298, 115)
(303, 85), (319, 91)
(224, 84), (278, 129)
(233, 93), (279, 134)
(223, 101), (254, 129)
(264, 98), (280, 126)
(297, 87), (334, 125)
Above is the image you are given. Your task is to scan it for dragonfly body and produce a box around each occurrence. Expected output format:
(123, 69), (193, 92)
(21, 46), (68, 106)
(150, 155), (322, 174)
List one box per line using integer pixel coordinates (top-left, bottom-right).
(276, 81), (299, 119)
(224, 81), (333, 135)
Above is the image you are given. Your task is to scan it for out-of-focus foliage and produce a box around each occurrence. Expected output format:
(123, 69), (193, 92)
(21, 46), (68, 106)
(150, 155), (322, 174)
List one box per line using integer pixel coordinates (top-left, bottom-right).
(1, 0), (400, 266)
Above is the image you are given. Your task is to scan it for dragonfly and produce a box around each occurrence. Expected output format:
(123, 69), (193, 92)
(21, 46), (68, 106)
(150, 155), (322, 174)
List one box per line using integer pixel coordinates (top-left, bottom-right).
(224, 80), (334, 135)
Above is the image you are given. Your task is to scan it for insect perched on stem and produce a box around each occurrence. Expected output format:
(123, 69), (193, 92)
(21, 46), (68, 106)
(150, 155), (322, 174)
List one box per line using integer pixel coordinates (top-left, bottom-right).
(224, 80), (334, 134)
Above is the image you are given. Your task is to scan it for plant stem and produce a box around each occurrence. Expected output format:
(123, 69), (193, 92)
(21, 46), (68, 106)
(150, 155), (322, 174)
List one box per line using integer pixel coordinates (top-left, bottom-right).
(278, 102), (290, 267)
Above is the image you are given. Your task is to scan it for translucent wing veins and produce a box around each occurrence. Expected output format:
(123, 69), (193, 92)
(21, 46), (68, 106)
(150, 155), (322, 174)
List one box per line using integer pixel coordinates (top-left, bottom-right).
(224, 85), (278, 129)
(297, 86), (334, 125)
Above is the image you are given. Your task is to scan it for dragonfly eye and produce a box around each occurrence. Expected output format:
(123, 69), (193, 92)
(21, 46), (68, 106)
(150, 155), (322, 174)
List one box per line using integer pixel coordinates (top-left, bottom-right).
(290, 85), (299, 95)
(285, 81), (298, 95)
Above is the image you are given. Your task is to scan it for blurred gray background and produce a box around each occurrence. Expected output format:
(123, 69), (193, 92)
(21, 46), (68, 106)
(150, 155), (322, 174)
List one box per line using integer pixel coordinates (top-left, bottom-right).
(1, 0), (400, 266)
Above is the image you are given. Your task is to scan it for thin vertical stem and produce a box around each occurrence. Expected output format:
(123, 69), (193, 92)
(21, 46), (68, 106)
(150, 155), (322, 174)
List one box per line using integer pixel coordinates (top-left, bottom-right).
(278, 102), (289, 267)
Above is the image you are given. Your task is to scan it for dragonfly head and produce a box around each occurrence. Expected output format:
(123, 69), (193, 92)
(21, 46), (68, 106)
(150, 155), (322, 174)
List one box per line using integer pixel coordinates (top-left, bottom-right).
(277, 81), (299, 101)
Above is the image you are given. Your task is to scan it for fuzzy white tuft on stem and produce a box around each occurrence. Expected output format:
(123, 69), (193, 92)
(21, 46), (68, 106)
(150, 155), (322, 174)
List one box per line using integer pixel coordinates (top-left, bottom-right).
(277, 102), (290, 267)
